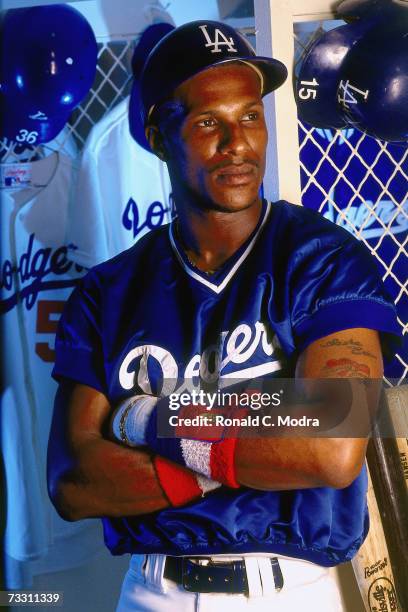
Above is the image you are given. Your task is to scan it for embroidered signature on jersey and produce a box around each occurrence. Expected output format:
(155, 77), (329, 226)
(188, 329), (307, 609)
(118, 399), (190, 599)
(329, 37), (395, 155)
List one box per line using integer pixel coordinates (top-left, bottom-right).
(0, 233), (84, 314)
(122, 198), (171, 239)
(119, 321), (282, 395)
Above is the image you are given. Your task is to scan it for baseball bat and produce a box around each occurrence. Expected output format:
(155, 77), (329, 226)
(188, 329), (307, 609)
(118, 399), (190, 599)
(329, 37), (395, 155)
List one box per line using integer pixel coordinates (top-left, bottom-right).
(364, 386), (408, 611)
(351, 463), (401, 612)
(384, 385), (408, 487)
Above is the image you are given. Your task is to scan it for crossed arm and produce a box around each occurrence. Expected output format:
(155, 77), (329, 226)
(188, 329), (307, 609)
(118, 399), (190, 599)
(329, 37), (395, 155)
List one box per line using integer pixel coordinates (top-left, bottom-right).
(47, 327), (383, 521)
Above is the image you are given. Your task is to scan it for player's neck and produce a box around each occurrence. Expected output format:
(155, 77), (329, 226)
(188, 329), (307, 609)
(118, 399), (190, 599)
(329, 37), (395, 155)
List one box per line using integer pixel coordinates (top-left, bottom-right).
(175, 198), (262, 274)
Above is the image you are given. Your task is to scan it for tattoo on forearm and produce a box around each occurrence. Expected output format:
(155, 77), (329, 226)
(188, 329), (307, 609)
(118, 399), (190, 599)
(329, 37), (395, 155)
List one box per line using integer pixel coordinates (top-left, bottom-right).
(322, 358), (370, 378)
(320, 338), (377, 360)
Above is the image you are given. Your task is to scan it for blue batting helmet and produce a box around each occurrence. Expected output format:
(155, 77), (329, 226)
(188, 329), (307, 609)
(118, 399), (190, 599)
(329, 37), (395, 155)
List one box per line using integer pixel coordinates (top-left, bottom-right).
(337, 23), (408, 142)
(129, 22), (175, 151)
(139, 20), (288, 126)
(336, 0), (408, 21)
(295, 21), (374, 128)
(0, 4), (97, 145)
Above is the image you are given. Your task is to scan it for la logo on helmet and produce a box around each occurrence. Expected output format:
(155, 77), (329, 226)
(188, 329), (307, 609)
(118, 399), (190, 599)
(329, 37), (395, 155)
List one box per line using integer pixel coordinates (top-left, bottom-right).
(199, 24), (238, 54)
(29, 111), (48, 121)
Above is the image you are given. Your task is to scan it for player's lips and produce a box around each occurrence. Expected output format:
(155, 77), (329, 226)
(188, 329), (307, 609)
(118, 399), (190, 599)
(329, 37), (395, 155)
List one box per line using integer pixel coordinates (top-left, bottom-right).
(214, 163), (257, 186)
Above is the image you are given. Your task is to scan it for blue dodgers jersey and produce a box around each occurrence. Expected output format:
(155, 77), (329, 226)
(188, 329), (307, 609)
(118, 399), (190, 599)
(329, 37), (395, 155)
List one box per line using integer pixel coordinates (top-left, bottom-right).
(53, 200), (400, 566)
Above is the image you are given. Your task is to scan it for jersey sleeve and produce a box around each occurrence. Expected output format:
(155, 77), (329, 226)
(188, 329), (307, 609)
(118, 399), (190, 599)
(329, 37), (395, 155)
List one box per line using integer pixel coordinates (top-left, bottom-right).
(289, 232), (401, 357)
(52, 270), (106, 393)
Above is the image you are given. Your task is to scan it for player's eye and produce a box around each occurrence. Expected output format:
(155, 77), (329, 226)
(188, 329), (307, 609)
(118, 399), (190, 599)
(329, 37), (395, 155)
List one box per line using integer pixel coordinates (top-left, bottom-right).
(197, 117), (217, 128)
(242, 111), (259, 122)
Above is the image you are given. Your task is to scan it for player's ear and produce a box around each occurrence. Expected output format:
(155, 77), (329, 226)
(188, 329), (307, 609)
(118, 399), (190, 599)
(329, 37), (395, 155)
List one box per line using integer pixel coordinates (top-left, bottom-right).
(145, 125), (168, 161)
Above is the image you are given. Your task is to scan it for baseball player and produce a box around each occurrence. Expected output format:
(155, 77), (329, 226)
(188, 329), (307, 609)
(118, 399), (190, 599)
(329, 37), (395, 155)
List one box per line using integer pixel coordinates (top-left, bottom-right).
(48, 21), (400, 611)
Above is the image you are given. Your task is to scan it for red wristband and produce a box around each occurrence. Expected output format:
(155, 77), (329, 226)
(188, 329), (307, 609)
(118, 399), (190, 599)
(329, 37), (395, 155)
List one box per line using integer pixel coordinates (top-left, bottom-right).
(153, 456), (203, 507)
(210, 438), (240, 488)
(210, 407), (247, 488)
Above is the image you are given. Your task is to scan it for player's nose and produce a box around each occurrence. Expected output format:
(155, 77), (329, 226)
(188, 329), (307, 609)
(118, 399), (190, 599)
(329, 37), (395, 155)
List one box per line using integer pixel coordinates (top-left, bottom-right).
(218, 121), (250, 156)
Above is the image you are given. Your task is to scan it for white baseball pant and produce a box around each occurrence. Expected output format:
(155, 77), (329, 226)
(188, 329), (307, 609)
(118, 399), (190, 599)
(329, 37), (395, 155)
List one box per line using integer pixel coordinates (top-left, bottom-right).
(116, 553), (344, 611)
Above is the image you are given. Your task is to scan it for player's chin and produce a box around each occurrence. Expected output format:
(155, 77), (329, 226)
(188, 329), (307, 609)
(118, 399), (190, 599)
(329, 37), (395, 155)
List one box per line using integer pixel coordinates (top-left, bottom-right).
(209, 181), (261, 212)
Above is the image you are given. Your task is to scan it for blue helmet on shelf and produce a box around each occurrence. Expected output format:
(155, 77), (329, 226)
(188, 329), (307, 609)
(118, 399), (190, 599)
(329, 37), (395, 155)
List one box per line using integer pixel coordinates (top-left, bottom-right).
(129, 22), (175, 152)
(295, 19), (377, 129)
(337, 23), (408, 142)
(336, 0), (408, 22)
(0, 4), (97, 145)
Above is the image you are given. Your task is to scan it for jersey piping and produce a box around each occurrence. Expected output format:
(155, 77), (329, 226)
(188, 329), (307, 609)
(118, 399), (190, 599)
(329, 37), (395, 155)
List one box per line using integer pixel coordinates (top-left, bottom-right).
(169, 199), (271, 294)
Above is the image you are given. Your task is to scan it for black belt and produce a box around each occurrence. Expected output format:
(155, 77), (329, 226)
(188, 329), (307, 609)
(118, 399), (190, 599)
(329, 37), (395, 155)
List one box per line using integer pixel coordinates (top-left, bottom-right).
(163, 556), (284, 594)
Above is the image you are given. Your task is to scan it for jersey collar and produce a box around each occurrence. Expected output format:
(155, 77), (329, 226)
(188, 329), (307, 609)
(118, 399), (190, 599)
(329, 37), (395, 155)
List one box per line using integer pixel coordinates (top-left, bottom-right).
(169, 200), (271, 294)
